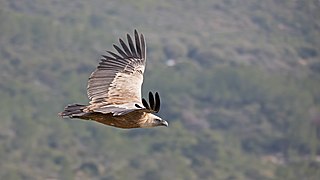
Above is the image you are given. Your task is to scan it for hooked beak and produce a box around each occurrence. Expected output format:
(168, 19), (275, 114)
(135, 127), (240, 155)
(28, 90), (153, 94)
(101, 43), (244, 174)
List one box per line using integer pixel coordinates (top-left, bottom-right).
(160, 120), (169, 127)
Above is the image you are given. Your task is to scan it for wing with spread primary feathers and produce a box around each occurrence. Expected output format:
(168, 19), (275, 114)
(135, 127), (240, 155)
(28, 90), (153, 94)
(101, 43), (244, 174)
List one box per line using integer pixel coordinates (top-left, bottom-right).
(86, 30), (146, 115)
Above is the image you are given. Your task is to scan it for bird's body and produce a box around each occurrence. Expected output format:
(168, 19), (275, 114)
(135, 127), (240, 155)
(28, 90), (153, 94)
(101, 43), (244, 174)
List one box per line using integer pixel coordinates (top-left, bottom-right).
(73, 111), (146, 129)
(59, 30), (168, 129)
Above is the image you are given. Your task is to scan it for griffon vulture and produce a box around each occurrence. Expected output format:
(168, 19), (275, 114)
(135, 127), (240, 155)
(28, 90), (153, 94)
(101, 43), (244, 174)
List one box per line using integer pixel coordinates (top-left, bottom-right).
(59, 30), (168, 129)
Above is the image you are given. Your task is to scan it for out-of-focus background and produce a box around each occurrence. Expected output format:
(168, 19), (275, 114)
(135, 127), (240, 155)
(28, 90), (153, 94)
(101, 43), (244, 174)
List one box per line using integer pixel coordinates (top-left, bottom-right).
(0, 0), (319, 179)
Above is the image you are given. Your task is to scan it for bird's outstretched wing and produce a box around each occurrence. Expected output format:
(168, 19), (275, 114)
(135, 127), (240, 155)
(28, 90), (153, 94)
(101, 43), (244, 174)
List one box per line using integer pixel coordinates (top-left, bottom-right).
(86, 30), (146, 115)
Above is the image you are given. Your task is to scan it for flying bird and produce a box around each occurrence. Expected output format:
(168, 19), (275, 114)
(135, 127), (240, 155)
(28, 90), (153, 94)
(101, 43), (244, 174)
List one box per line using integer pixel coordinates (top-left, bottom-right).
(59, 30), (168, 129)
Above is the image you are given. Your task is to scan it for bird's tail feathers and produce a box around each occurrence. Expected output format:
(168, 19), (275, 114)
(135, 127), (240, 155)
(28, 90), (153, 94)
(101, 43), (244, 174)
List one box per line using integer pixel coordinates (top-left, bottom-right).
(59, 104), (87, 118)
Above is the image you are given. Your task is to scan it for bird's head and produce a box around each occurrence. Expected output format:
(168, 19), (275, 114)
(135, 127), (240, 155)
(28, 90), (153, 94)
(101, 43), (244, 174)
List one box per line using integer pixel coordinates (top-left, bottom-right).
(141, 113), (168, 128)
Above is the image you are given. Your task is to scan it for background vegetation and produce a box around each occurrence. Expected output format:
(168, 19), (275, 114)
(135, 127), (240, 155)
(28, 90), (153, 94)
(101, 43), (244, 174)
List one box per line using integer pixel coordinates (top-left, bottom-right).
(0, 0), (319, 179)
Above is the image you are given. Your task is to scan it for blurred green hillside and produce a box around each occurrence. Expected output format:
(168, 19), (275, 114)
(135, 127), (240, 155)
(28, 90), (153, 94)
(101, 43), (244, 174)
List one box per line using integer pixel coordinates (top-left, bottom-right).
(0, 0), (319, 179)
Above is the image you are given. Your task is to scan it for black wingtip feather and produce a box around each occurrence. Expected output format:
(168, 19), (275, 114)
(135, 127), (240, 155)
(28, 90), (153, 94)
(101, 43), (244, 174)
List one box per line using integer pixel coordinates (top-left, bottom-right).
(134, 30), (141, 59)
(155, 92), (160, 112)
(134, 29), (138, 36)
(135, 104), (143, 108)
(140, 33), (145, 59)
(149, 92), (155, 110)
(113, 44), (128, 58)
(119, 38), (132, 57)
(142, 98), (150, 110)
(127, 34), (137, 58)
